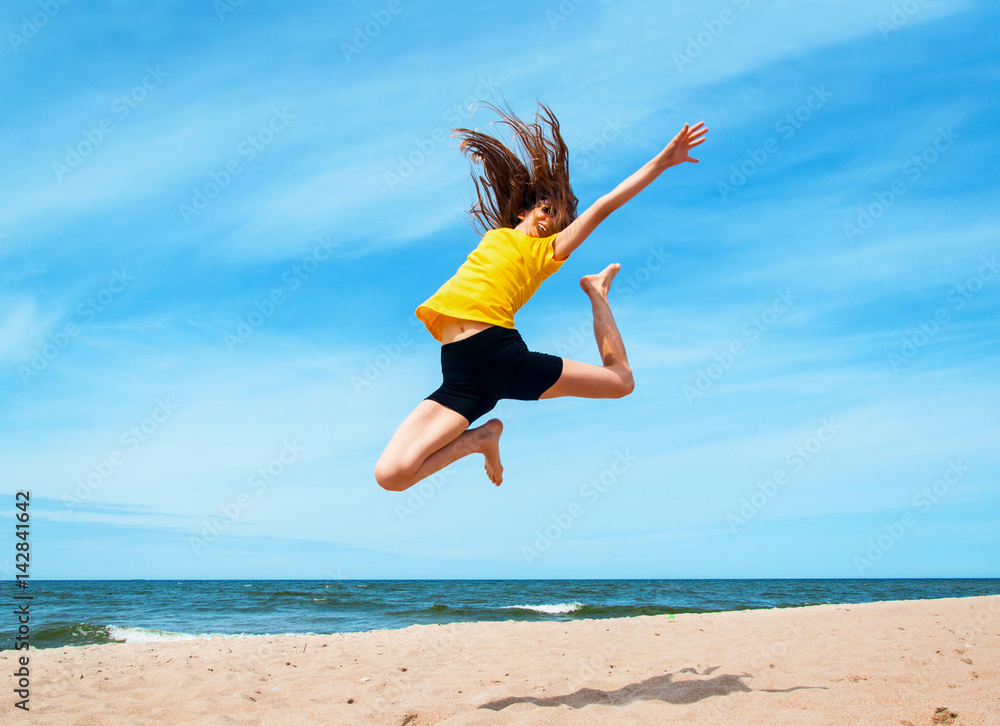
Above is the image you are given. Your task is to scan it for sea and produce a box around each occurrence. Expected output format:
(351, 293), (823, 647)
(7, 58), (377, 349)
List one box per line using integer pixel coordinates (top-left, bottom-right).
(5, 579), (1000, 650)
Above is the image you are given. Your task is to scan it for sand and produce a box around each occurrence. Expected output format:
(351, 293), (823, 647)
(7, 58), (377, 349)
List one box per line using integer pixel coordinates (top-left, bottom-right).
(4, 595), (998, 725)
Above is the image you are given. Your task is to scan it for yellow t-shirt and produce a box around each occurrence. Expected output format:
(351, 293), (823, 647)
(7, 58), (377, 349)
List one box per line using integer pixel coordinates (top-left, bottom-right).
(416, 228), (566, 343)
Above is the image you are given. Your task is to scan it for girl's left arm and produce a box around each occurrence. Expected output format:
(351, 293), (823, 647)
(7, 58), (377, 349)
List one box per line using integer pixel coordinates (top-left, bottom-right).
(552, 122), (708, 261)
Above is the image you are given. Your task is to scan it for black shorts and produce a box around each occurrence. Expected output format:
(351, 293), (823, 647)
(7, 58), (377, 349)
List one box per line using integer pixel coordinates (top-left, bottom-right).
(425, 326), (564, 424)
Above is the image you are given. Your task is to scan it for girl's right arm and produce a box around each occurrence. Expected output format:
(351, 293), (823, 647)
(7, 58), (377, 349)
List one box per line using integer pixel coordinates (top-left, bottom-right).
(551, 122), (707, 261)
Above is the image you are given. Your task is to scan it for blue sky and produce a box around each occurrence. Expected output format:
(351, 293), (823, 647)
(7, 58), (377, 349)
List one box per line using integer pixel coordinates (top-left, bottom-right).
(1, 0), (998, 579)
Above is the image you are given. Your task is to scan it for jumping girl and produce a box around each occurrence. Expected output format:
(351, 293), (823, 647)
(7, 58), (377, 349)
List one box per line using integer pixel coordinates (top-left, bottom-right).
(375, 101), (707, 491)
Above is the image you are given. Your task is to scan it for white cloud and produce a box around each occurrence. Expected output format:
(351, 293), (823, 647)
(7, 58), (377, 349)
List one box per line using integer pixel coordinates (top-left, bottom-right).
(0, 298), (58, 364)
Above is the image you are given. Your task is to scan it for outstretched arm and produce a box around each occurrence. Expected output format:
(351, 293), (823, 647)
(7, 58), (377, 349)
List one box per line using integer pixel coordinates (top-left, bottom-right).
(552, 122), (708, 261)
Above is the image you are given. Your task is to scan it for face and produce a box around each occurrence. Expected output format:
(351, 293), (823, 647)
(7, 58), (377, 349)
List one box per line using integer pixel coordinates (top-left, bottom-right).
(517, 201), (554, 237)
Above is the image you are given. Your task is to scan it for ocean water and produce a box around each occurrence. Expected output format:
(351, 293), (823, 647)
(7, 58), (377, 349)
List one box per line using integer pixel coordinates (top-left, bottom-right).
(5, 579), (999, 650)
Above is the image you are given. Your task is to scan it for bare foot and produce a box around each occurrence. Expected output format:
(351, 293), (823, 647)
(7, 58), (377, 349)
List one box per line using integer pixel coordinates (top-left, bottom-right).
(579, 263), (621, 300)
(474, 418), (504, 486)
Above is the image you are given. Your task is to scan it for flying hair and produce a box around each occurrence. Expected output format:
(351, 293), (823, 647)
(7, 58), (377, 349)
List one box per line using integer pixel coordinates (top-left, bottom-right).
(451, 99), (578, 236)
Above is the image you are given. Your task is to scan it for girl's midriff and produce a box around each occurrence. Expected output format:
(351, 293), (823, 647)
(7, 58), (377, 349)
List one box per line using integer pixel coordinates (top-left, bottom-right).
(438, 315), (495, 345)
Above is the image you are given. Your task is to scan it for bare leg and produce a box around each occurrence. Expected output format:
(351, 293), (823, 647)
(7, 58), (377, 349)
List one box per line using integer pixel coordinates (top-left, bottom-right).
(580, 263), (631, 370)
(540, 263), (635, 400)
(374, 400), (504, 491)
(409, 418), (504, 487)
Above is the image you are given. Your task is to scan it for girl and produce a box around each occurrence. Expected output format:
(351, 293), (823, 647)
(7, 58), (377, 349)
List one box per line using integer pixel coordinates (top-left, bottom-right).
(375, 101), (707, 491)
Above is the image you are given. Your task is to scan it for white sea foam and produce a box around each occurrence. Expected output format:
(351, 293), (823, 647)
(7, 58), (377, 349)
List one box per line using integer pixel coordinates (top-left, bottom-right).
(106, 626), (203, 643)
(105, 626), (317, 643)
(503, 602), (584, 615)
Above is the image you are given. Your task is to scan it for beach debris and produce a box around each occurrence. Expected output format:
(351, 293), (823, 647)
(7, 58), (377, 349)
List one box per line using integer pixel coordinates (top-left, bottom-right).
(347, 698), (354, 704)
(361, 677), (371, 682)
(932, 707), (958, 724)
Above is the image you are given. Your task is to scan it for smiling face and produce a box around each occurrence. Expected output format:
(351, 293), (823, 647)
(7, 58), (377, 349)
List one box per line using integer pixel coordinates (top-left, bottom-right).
(515, 200), (555, 237)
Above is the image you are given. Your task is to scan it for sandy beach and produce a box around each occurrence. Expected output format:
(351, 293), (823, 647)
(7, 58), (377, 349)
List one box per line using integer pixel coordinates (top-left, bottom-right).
(5, 595), (998, 725)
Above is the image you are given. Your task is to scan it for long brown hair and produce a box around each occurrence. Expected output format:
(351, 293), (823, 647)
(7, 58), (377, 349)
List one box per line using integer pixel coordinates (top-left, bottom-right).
(452, 100), (578, 236)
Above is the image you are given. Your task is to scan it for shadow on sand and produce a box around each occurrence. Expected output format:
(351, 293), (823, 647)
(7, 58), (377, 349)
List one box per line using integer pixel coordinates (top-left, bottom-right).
(479, 666), (825, 711)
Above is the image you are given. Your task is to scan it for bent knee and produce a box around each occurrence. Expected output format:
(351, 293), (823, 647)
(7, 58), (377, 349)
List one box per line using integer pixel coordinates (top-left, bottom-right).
(374, 460), (412, 492)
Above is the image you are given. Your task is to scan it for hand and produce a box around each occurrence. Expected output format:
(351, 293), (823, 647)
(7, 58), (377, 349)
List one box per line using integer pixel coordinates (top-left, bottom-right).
(659, 122), (708, 167)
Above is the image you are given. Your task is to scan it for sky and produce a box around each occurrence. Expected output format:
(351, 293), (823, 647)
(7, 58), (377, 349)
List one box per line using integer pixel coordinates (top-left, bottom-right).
(1, 0), (998, 580)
